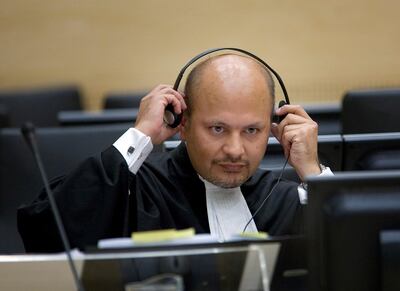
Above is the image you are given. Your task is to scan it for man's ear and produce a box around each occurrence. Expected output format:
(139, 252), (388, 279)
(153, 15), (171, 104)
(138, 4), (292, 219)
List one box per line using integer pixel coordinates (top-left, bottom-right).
(179, 116), (188, 141)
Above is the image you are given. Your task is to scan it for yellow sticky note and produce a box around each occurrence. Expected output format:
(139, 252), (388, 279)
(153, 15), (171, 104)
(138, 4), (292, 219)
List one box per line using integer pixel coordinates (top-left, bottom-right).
(131, 228), (195, 244)
(239, 231), (268, 239)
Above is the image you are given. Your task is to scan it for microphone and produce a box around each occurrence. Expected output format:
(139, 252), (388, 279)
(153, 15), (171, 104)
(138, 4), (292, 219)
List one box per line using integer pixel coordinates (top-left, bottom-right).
(21, 122), (85, 291)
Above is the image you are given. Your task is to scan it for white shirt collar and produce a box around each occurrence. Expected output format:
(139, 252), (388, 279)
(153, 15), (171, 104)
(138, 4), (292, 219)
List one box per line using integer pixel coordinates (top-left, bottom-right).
(199, 175), (258, 241)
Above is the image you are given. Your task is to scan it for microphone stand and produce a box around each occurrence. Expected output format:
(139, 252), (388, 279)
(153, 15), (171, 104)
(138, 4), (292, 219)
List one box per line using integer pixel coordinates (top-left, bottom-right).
(21, 122), (85, 291)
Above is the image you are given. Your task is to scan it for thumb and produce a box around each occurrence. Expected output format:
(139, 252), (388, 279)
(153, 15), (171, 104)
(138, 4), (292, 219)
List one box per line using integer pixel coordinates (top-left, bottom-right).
(270, 123), (280, 141)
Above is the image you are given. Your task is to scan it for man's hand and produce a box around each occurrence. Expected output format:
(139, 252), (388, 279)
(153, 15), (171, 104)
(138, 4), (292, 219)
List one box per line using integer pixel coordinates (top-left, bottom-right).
(271, 104), (321, 181)
(134, 85), (186, 145)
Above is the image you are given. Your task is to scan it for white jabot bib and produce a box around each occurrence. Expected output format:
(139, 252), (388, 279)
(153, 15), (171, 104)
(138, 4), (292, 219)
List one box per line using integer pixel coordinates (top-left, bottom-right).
(200, 176), (258, 241)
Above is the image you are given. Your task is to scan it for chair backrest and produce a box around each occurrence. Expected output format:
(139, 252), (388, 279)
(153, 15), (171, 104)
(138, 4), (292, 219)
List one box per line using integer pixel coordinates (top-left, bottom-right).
(304, 103), (341, 135)
(0, 124), (164, 253)
(103, 92), (146, 109)
(0, 85), (82, 127)
(341, 88), (400, 134)
(58, 108), (138, 126)
(342, 132), (400, 171)
(0, 105), (10, 128)
(261, 135), (343, 169)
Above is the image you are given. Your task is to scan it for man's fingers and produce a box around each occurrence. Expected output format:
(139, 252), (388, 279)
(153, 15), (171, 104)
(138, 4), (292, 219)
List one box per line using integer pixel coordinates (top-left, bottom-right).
(167, 89), (187, 111)
(272, 117), (318, 159)
(135, 84), (187, 144)
(271, 114), (307, 141)
(271, 123), (280, 141)
(278, 113), (311, 128)
(158, 87), (187, 112)
(276, 104), (311, 120)
(163, 93), (183, 114)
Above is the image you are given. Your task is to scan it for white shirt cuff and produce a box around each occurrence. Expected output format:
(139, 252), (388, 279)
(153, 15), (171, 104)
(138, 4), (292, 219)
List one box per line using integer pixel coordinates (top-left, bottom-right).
(297, 185), (308, 205)
(113, 128), (153, 174)
(297, 166), (334, 205)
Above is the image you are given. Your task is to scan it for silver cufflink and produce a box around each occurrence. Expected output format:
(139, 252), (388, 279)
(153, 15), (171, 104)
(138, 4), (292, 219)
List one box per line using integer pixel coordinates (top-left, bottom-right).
(127, 146), (135, 155)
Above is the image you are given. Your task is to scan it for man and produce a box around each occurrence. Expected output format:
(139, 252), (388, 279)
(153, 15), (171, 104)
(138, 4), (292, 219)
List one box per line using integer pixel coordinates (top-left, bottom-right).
(18, 54), (330, 253)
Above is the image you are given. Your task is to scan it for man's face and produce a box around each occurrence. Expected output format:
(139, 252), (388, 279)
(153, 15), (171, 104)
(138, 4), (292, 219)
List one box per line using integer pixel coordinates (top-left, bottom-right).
(180, 58), (272, 188)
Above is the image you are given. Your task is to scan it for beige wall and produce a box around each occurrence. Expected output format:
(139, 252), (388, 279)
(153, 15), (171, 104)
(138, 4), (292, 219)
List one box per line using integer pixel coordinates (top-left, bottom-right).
(1, 0), (399, 110)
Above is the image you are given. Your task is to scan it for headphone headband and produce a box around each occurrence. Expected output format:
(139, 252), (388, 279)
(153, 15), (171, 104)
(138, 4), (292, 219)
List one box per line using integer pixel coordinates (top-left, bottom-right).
(165, 47), (290, 128)
(173, 47), (290, 105)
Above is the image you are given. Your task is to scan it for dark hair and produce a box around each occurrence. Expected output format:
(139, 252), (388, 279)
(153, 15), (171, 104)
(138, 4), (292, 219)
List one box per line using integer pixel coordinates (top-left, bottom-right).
(184, 54), (275, 118)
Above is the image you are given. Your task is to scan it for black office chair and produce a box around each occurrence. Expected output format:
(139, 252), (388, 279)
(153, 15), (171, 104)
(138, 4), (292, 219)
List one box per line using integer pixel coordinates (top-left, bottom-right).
(303, 103), (341, 135)
(0, 105), (9, 128)
(259, 135), (343, 182)
(342, 132), (400, 171)
(0, 85), (83, 127)
(0, 124), (163, 253)
(58, 108), (138, 126)
(103, 92), (147, 109)
(341, 88), (400, 134)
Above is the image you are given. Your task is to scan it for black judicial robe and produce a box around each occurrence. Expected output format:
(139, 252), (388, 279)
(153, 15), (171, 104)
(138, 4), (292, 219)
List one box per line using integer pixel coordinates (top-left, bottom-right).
(17, 142), (304, 253)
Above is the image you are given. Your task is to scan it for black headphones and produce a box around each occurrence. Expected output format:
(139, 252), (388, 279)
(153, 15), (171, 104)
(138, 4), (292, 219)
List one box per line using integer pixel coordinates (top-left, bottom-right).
(164, 47), (291, 128)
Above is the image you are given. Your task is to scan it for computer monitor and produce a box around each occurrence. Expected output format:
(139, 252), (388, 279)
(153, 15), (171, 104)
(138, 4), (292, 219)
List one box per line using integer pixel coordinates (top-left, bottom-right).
(306, 171), (400, 291)
(343, 132), (400, 171)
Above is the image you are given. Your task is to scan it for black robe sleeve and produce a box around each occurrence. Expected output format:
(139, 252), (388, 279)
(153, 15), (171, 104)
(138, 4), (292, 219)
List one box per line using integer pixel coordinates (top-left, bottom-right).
(242, 170), (305, 236)
(18, 142), (304, 253)
(17, 146), (131, 253)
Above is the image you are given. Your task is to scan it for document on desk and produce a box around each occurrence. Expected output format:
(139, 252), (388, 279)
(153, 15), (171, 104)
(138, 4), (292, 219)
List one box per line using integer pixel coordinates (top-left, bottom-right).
(97, 228), (269, 249)
(98, 233), (218, 249)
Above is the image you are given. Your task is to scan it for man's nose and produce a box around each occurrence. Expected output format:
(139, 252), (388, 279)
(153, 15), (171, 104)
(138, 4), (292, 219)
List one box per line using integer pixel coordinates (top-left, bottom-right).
(222, 133), (245, 159)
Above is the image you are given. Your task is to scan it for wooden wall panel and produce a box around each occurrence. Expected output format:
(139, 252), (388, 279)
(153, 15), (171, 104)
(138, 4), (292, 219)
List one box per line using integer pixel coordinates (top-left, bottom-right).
(1, 0), (399, 109)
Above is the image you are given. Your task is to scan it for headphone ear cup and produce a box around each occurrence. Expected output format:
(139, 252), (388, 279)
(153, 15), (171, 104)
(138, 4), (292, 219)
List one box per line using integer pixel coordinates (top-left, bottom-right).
(164, 104), (182, 128)
(272, 100), (287, 123)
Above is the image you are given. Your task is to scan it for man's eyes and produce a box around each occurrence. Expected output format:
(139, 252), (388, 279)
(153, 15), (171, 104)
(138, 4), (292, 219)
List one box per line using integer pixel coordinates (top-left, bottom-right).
(209, 126), (259, 135)
(245, 128), (259, 134)
(210, 126), (224, 134)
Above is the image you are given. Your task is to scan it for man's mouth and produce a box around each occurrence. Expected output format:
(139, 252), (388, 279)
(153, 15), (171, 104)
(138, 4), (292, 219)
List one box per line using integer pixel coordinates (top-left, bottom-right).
(218, 162), (247, 172)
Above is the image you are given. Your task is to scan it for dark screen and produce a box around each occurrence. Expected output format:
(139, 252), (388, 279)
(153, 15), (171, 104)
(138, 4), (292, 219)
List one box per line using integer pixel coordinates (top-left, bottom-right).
(306, 171), (400, 291)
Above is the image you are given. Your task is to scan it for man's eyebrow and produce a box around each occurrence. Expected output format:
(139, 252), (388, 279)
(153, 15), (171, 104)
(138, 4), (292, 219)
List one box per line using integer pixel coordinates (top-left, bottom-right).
(208, 121), (228, 126)
(205, 120), (266, 128)
(246, 122), (265, 128)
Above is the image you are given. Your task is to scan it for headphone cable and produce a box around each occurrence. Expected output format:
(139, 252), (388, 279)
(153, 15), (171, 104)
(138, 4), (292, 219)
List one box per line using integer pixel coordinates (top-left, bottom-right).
(242, 154), (290, 234)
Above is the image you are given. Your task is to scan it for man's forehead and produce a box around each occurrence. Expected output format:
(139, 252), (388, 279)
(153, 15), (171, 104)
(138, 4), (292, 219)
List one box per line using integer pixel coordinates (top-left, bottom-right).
(194, 56), (266, 88)
(201, 116), (269, 128)
(184, 53), (275, 118)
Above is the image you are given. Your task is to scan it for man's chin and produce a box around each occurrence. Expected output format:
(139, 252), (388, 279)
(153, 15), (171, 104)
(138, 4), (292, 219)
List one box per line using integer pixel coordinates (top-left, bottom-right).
(208, 175), (247, 189)
(218, 182), (243, 189)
